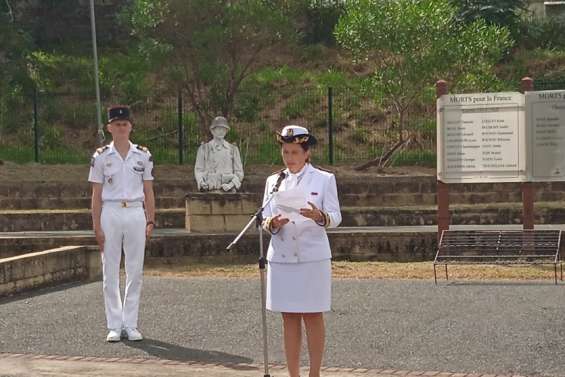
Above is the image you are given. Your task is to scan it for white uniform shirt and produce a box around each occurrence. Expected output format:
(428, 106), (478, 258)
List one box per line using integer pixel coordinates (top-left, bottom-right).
(88, 141), (154, 202)
(262, 163), (341, 264)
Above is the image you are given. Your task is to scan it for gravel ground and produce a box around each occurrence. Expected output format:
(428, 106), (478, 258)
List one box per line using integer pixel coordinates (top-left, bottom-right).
(1, 277), (565, 376)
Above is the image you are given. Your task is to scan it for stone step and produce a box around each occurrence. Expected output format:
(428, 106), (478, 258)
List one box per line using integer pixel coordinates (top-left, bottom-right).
(4, 189), (565, 210)
(3, 224), (565, 263)
(342, 204), (535, 226)
(3, 177), (565, 209)
(0, 196), (185, 210)
(0, 208), (186, 232)
(3, 203), (565, 232)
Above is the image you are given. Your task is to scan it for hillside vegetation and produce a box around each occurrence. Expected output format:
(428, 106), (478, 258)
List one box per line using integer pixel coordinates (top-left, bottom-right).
(1, 0), (564, 165)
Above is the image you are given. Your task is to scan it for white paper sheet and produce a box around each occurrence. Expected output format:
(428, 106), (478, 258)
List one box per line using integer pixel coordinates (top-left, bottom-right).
(272, 187), (310, 223)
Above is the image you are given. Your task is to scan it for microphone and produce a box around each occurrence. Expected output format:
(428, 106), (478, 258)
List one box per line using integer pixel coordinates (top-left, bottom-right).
(271, 172), (286, 194)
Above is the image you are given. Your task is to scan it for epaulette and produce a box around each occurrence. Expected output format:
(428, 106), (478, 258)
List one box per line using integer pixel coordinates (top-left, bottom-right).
(95, 145), (109, 155)
(136, 145), (150, 153)
(313, 165), (335, 174)
(91, 145), (109, 167)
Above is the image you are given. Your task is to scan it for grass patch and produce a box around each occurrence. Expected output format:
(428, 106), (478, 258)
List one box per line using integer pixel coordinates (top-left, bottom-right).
(0, 145), (89, 164)
(0, 146), (36, 163)
(144, 259), (561, 281)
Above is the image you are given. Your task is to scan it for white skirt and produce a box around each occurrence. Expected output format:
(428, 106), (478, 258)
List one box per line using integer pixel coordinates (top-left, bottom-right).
(266, 259), (331, 313)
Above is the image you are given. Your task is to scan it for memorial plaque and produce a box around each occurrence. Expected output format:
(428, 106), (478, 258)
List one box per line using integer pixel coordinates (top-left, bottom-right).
(527, 90), (565, 181)
(437, 92), (526, 183)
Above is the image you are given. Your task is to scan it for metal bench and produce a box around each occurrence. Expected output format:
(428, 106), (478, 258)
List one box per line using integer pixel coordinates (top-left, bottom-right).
(433, 230), (562, 284)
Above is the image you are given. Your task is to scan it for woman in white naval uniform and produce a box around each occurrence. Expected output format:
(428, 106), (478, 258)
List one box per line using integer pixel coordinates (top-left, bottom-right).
(262, 125), (341, 377)
(89, 105), (156, 342)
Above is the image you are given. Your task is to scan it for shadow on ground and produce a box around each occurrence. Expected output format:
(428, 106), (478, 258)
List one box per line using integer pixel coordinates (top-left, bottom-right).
(125, 338), (255, 369)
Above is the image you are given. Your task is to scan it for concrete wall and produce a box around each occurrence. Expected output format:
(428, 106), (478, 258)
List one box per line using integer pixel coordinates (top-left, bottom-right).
(0, 230), (439, 263)
(143, 230), (438, 262)
(0, 246), (101, 297)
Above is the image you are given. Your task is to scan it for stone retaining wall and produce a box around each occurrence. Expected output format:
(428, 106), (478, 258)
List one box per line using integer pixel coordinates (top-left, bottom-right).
(144, 231), (438, 262)
(0, 230), (438, 263)
(4, 204), (565, 232)
(0, 246), (101, 297)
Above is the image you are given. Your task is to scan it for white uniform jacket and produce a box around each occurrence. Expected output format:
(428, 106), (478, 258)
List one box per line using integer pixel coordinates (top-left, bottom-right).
(88, 141), (154, 202)
(262, 163), (341, 264)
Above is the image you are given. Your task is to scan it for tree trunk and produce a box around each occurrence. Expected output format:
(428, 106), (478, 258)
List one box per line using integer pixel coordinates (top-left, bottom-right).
(353, 136), (412, 171)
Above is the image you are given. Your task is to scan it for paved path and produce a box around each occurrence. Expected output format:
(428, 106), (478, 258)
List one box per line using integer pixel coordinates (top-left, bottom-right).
(1, 277), (565, 376)
(0, 354), (438, 377)
(0, 353), (533, 377)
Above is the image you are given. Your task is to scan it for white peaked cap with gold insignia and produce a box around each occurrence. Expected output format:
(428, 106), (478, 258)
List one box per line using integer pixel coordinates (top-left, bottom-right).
(276, 125), (317, 145)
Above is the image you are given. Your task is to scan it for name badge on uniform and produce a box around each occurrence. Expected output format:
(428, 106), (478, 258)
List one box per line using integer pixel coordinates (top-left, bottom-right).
(311, 192), (318, 196)
(133, 166), (145, 172)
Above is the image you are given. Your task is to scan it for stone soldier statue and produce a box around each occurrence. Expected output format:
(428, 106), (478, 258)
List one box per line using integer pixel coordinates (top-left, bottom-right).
(194, 116), (244, 192)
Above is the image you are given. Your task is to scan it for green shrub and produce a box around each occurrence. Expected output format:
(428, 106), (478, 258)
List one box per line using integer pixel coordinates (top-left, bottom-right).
(301, 2), (345, 46)
(281, 92), (321, 120)
(99, 51), (153, 104)
(535, 72), (565, 91)
(40, 147), (88, 164)
(233, 92), (262, 122)
(518, 17), (565, 49)
(41, 125), (64, 149)
(253, 66), (308, 88)
(392, 150), (436, 167)
(0, 145), (34, 163)
(316, 70), (352, 89)
(349, 127), (370, 144)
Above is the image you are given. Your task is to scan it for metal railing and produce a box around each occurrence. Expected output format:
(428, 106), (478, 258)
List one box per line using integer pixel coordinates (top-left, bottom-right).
(0, 86), (437, 165)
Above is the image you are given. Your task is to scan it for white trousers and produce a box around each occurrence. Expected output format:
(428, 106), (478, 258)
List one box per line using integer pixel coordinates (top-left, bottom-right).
(101, 203), (146, 330)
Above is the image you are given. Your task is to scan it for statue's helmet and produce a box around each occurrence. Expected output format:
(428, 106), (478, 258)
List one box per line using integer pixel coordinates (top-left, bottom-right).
(210, 116), (230, 131)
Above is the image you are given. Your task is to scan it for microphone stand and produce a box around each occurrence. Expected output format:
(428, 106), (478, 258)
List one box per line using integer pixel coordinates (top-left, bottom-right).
(226, 176), (284, 377)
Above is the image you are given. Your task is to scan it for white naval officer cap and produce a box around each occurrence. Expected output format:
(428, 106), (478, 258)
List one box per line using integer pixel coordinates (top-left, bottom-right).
(276, 125), (317, 146)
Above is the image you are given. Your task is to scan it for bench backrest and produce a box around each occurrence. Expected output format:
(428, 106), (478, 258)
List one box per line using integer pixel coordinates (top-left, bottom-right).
(435, 230), (561, 264)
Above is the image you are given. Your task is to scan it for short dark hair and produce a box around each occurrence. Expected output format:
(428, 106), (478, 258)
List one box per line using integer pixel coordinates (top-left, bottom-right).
(299, 143), (310, 152)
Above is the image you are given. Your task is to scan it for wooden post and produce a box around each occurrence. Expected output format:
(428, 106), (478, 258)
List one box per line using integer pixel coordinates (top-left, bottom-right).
(436, 80), (450, 240)
(521, 77), (534, 230)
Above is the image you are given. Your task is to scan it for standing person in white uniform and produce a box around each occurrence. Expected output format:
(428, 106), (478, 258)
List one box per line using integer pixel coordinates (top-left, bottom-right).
(261, 125), (341, 377)
(89, 105), (155, 342)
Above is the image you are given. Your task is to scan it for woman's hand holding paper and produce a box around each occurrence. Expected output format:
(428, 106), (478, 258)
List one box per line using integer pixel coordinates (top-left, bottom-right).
(271, 214), (289, 230)
(299, 201), (324, 223)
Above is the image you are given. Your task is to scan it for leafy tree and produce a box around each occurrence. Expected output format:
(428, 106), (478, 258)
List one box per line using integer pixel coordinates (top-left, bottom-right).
(450, 0), (528, 37)
(0, 1), (33, 87)
(9, 0), (131, 53)
(127, 0), (295, 138)
(0, 0), (35, 135)
(295, 0), (347, 46)
(335, 0), (513, 169)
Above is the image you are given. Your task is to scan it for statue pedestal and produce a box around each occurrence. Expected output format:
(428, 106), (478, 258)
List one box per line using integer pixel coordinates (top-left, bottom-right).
(185, 192), (260, 233)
